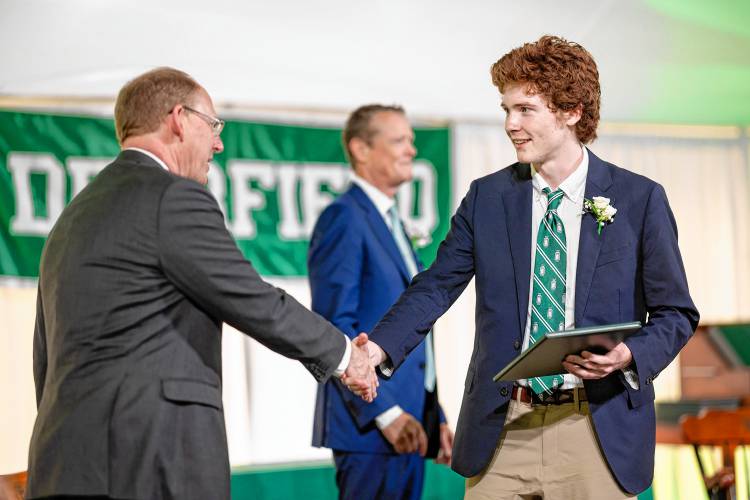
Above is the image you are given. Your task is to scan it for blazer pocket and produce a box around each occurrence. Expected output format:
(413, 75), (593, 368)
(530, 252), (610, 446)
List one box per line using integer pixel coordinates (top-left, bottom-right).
(596, 243), (631, 267)
(162, 379), (223, 410)
(626, 379), (655, 409)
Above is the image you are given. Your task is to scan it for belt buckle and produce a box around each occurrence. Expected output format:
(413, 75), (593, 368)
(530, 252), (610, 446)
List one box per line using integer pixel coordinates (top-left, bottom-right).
(539, 389), (571, 405)
(531, 390), (552, 405)
(545, 390), (561, 405)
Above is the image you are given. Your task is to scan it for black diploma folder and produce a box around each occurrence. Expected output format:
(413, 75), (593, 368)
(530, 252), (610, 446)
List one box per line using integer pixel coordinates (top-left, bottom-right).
(493, 321), (642, 382)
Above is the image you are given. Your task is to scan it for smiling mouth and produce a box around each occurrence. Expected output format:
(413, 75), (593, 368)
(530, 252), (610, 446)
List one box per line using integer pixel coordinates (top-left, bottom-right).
(512, 139), (531, 146)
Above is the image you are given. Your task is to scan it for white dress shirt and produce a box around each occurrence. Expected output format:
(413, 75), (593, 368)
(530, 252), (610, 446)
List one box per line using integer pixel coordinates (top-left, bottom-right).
(519, 147), (588, 389)
(518, 147), (638, 390)
(351, 175), (399, 231)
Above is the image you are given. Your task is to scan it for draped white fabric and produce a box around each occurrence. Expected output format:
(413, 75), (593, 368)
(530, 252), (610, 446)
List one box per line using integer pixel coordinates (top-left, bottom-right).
(1, 122), (748, 471)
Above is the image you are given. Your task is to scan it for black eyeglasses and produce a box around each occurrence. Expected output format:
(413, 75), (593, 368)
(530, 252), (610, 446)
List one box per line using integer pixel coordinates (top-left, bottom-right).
(183, 106), (225, 137)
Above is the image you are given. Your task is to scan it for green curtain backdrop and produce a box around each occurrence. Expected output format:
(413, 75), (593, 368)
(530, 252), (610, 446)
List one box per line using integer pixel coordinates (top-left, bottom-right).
(0, 110), (451, 277)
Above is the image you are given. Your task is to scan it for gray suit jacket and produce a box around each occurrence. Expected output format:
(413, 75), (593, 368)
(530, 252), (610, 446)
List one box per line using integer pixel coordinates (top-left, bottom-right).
(28, 150), (346, 499)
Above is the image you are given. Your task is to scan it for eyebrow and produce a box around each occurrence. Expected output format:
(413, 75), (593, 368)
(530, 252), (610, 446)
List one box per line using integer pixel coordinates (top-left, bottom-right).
(502, 100), (538, 108)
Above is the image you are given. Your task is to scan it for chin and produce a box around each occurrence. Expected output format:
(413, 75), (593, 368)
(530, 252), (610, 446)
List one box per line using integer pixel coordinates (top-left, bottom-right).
(515, 152), (536, 165)
(189, 172), (208, 185)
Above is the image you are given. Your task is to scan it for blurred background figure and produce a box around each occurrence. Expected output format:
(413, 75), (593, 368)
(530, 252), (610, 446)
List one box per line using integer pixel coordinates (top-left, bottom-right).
(309, 104), (453, 500)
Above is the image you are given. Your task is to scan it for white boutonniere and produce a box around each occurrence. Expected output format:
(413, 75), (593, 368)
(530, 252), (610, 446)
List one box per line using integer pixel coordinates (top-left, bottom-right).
(403, 221), (432, 249)
(583, 196), (617, 235)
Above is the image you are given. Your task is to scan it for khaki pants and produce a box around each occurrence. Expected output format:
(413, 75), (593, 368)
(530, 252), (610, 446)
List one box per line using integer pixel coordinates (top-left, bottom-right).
(465, 398), (634, 500)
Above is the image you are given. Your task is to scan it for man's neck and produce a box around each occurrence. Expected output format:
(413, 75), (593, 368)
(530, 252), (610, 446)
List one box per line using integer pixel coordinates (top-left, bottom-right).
(354, 168), (397, 198)
(122, 136), (178, 174)
(533, 143), (584, 190)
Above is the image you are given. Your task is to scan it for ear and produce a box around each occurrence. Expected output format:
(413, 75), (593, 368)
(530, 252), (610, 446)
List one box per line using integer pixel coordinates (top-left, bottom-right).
(166, 104), (187, 142)
(349, 137), (369, 166)
(564, 103), (583, 127)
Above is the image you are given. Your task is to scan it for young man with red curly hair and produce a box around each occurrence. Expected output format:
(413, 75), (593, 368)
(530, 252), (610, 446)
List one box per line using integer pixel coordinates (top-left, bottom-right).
(366, 36), (698, 498)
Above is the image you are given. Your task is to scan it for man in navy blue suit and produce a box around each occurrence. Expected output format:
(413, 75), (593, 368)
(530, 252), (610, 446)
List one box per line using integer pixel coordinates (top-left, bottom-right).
(309, 104), (454, 500)
(366, 36), (699, 499)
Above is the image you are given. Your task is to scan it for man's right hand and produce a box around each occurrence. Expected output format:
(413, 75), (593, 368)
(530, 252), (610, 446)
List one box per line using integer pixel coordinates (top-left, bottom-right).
(381, 413), (427, 456)
(341, 333), (379, 402)
(364, 337), (387, 367)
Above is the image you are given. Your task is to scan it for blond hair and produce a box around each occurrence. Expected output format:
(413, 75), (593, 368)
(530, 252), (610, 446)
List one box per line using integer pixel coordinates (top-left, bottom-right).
(114, 67), (201, 144)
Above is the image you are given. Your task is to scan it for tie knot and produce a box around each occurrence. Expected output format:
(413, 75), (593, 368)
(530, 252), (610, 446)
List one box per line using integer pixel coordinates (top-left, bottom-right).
(543, 188), (564, 211)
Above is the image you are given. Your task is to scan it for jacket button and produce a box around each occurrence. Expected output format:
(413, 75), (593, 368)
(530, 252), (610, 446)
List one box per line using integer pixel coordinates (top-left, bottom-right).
(500, 387), (509, 397)
(513, 339), (521, 350)
(419, 362), (426, 370)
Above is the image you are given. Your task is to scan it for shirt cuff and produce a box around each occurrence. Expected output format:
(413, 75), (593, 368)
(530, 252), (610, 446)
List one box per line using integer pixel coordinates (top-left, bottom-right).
(375, 405), (404, 430)
(332, 336), (352, 378)
(621, 367), (640, 390)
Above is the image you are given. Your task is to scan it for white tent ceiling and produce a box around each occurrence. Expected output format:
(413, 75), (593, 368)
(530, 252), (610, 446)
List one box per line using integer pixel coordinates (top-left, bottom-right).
(1, 0), (749, 124)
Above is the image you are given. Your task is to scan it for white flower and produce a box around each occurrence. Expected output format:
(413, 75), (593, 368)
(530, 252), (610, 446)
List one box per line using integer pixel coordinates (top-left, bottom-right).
(583, 196), (618, 235)
(603, 205), (617, 220)
(592, 196), (610, 210)
(403, 221), (432, 248)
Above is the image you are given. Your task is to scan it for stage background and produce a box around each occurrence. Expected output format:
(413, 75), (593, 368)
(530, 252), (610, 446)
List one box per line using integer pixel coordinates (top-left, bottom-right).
(2, 1), (750, 498)
(1, 108), (748, 500)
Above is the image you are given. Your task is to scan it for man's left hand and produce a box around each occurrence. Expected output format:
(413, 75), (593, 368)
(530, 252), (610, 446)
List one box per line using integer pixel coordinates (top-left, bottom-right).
(435, 423), (454, 465)
(562, 342), (633, 379)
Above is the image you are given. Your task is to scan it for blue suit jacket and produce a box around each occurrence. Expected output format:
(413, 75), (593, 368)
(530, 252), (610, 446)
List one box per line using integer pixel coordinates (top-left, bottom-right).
(310, 184), (442, 453)
(370, 151), (699, 494)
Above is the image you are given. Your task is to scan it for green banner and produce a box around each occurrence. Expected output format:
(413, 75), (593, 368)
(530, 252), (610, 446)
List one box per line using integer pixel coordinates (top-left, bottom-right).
(0, 110), (451, 277)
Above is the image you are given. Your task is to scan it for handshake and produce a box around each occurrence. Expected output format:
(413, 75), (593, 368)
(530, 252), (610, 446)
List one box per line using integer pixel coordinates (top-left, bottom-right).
(339, 333), (386, 403)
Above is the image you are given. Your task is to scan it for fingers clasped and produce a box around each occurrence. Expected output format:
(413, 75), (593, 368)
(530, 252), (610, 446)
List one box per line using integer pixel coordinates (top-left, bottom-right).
(341, 333), (379, 402)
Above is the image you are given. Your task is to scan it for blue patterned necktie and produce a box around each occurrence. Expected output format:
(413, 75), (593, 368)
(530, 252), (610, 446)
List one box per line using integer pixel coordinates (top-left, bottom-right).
(387, 206), (436, 392)
(528, 188), (566, 395)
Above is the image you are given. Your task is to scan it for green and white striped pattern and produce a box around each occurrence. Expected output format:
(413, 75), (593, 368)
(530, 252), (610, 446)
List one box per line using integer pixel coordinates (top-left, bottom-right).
(528, 187), (567, 395)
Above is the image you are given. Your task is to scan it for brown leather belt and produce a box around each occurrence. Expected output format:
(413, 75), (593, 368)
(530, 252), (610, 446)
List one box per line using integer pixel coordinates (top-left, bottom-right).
(511, 385), (587, 405)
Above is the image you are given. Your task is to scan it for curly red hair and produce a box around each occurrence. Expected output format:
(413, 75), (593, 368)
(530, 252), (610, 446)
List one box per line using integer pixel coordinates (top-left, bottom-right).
(490, 35), (601, 144)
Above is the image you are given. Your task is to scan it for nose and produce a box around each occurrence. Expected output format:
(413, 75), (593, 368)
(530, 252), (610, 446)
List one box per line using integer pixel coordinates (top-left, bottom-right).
(505, 112), (520, 133)
(213, 135), (224, 154)
(407, 142), (417, 158)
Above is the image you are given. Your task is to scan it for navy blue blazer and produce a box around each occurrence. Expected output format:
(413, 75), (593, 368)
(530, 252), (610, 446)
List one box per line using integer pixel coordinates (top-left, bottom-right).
(310, 184), (443, 453)
(370, 151), (699, 494)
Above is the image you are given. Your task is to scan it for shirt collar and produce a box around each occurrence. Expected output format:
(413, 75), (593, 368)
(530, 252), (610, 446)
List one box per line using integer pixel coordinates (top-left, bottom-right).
(351, 174), (395, 218)
(123, 147), (170, 172)
(531, 145), (589, 204)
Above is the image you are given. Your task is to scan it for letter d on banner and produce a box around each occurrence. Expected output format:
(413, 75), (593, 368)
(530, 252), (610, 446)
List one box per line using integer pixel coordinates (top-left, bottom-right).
(9, 153), (65, 237)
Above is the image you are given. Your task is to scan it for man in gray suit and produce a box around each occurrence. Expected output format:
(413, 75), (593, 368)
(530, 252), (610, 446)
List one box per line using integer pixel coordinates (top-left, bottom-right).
(28, 67), (375, 500)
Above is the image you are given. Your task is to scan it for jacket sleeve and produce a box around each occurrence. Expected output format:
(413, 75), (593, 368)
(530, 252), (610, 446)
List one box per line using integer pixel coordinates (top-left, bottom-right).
(157, 178), (347, 382)
(308, 202), (401, 426)
(622, 183), (699, 407)
(371, 180), (478, 373)
(33, 283), (47, 407)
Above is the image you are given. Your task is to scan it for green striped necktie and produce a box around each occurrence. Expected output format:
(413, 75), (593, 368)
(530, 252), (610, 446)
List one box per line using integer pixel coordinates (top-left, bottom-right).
(528, 187), (566, 395)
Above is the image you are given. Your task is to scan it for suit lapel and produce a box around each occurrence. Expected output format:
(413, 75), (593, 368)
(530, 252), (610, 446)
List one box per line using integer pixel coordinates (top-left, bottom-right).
(349, 185), (412, 284)
(574, 151), (614, 325)
(501, 164), (533, 334)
